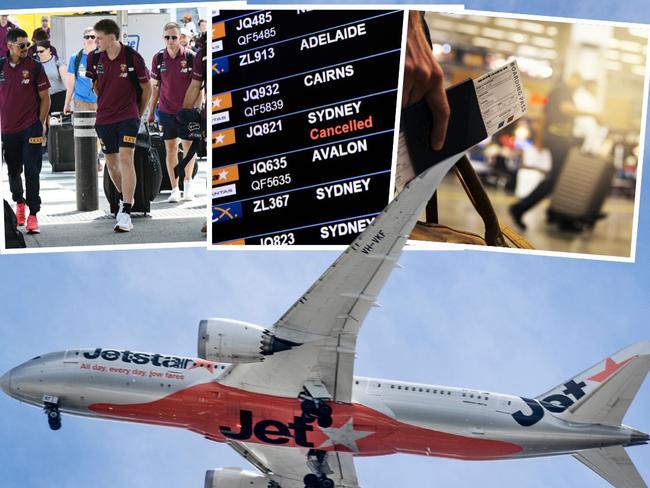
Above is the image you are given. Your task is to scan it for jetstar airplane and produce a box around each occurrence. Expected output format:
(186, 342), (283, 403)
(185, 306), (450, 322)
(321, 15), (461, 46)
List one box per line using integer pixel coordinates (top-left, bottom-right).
(1, 156), (648, 488)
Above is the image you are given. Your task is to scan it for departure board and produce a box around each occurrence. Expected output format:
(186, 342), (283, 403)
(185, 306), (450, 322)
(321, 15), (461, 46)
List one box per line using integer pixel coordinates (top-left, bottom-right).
(212, 9), (404, 246)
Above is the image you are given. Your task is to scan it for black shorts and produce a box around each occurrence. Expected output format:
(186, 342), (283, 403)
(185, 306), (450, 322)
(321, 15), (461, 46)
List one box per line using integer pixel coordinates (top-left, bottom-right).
(158, 111), (179, 140)
(95, 118), (139, 154)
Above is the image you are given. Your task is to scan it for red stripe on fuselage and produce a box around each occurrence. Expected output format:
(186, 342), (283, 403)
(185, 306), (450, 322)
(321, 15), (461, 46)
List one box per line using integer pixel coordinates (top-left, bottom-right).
(88, 382), (522, 460)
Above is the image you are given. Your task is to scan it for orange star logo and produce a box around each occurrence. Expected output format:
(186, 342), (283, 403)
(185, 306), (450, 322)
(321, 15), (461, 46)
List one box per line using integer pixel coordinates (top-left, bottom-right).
(588, 357), (633, 383)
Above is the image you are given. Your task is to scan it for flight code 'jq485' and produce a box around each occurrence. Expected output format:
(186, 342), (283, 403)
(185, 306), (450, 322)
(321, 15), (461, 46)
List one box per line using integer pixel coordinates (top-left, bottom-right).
(235, 12), (273, 31)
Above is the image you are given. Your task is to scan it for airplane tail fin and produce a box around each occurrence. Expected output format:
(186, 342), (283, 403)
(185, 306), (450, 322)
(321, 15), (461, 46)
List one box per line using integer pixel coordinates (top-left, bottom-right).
(574, 446), (646, 488)
(535, 342), (650, 427)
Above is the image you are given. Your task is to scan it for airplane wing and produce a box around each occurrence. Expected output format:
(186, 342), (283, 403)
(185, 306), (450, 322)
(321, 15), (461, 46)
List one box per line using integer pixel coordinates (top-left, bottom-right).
(228, 441), (360, 488)
(220, 145), (463, 402)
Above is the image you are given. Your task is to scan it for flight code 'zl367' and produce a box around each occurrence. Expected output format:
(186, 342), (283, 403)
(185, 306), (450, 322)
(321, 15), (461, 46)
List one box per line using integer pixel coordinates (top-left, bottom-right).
(2, 159), (648, 488)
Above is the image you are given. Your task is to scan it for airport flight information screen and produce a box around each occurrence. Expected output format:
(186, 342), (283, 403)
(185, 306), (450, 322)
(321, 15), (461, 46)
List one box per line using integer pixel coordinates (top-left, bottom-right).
(211, 9), (404, 245)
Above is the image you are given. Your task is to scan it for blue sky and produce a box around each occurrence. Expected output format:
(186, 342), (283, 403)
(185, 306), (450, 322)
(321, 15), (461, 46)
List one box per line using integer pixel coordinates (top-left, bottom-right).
(1, 0), (650, 487)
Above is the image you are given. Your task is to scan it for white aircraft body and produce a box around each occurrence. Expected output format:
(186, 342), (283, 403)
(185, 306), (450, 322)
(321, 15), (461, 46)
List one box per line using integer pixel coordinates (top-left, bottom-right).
(2, 156), (648, 487)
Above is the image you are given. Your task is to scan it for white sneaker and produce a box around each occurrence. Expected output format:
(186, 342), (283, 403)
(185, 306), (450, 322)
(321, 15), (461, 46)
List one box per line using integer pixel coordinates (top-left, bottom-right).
(167, 187), (182, 203)
(182, 180), (194, 201)
(114, 212), (133, 232)
(116, 199), (124, 220)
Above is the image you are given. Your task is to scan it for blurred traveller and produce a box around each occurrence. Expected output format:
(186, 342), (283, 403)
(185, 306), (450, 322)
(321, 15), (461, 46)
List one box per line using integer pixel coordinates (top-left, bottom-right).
(0, 15), (18, 58)
(31, 16), (50, 42)
(179, 28), (195, 52)
(509, 73), (589, 230)
(0, 28), (51, 234)
(35, 41), (67, 121)
(181, 13), (196, 35)
(28, 28), (58, 59)
(403, 11), (449, 151)
(86, 19), (151, 232)
(198, 19), (207, 35)
(63, 27), (98, 114)
(147, 22), (197, 202)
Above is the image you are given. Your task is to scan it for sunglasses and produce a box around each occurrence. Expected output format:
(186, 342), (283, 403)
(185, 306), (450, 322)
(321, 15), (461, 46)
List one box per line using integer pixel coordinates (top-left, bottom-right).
(12, 42), (31, 50)
(84, 35), (96, 40)
(37, 49), (47, 54)
(164, 35), (178, 40)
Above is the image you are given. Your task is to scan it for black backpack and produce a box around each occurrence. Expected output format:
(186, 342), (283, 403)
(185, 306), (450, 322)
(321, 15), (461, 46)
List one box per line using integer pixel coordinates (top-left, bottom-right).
(87, 44), (144, 103)
(73, 48), (84, 79)
(155, 48), (194, 87)
(3, 200), (26, 249)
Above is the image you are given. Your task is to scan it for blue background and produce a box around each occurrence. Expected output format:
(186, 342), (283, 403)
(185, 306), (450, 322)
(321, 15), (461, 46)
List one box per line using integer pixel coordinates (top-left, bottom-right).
(0, 1), (649, 487)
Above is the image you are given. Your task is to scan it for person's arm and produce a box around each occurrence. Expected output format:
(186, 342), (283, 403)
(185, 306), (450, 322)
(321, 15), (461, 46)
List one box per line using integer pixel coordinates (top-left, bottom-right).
(63, 58), (75, 114)
(139, 80), (152, 118)
(402, 11), (449, 150)
(182, 79), (202, 109)
(147, 82), (159, 123)
(38, 89), (51, 126)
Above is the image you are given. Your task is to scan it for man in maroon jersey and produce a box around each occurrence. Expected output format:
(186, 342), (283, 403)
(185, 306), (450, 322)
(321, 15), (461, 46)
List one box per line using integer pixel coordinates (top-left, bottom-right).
(147, 22), (197, 202)
(0, 28), (51, 234)
(0, 15), (18, 58)
(86, 19), (151, 233)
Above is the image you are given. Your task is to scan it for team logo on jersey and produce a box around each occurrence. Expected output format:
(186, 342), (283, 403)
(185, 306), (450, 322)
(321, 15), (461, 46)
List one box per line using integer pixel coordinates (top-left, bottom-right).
(97, 63), (104, 75)
(21, 70), (30, 84)
(119, 63), (128, 78)
(180, 59), (188, 73)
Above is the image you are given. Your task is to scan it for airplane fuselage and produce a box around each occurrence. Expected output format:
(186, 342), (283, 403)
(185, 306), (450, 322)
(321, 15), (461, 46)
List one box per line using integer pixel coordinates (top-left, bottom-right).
(0, 349), (637, 461)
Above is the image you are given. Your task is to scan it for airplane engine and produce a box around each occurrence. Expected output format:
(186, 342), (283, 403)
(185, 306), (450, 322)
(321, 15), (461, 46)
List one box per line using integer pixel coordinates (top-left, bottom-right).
(198, 318), (299, 363)
(204, 468), (271, 488)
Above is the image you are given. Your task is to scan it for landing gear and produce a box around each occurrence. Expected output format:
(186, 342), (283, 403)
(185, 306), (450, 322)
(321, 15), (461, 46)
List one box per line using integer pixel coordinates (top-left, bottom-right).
(303, 473), (335, 488)
(300, 397), (333, 428)
(43, 396), (61, 431)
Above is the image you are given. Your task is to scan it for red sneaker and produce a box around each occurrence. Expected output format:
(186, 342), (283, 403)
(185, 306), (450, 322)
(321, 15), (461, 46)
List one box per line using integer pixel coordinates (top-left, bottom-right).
(26, 214), (40, 234)
(15, 202), (26, 226)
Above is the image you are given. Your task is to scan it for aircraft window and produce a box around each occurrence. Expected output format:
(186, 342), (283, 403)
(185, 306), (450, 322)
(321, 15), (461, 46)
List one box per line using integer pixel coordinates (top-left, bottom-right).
(419, 388), (423, 392)
(470, 394), (474, 398)
(378, 384), (381, 388)
(448, 392), (451, 395)
(508, 401), (511, 405)
(462, 393), (466, 397)
(440, 390), (444, 395)
(355, 381), (359, 385)
(433, 389), (437, 394)
(426, 389), (430, 393)
(391, 385), (395, 389)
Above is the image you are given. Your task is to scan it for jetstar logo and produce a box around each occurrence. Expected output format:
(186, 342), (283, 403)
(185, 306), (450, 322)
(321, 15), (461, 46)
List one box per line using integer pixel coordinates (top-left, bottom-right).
(220, 410), (315, 447)
(511, 380), (589, 427)
(83, 348), (206, 370)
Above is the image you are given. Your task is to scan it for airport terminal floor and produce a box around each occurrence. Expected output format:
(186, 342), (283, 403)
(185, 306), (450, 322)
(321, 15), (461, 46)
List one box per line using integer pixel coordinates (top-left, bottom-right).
(436, 174), (635, 257)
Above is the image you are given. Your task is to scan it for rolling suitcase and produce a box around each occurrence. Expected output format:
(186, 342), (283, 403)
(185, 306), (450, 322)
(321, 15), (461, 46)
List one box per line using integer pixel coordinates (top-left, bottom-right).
(103, 145), (163, 215)
(547, 148), (615, 230)
(48, 112), (75, 172)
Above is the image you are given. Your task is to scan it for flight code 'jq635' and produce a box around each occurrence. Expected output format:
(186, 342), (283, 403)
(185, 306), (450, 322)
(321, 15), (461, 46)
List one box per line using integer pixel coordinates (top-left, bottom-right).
(250, 156), (287, 175)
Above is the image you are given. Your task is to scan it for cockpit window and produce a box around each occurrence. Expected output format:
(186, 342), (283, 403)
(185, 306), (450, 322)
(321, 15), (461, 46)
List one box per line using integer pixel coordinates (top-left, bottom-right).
(30, 356), (41, 360)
